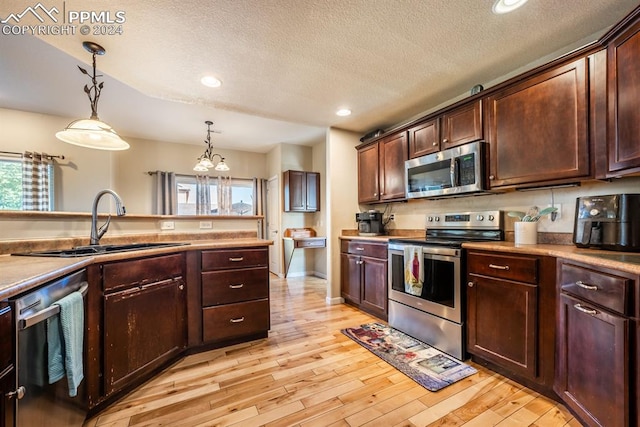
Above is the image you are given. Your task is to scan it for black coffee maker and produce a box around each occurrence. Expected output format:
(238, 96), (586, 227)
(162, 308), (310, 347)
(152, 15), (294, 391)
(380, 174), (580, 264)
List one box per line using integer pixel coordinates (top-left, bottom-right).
(573, 194), (640, 251)
(356, 210), (384, 236)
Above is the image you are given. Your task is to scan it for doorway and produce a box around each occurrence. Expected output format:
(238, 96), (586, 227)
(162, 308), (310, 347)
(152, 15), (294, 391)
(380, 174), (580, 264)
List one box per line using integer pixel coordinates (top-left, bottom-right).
(266, 176), (281, 276)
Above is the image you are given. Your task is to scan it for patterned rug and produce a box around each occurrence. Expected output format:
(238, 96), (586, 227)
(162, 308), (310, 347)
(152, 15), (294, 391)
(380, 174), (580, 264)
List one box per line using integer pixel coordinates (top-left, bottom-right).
(341, 322), (477, 392)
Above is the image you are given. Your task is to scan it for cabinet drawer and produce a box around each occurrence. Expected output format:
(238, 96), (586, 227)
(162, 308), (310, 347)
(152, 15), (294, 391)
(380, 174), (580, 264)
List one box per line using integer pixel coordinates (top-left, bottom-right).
(0, 304), (12, 373)
(468, 252), (538, 283)
(202, 299), (269, 342)
(294, 238), (326, 248)
(202, 248), (268, 271)
(202, 267), (268, 306)
(344, 241), (387, 259)
(103, 253), (184, 292)
(560, 263), (631, 315)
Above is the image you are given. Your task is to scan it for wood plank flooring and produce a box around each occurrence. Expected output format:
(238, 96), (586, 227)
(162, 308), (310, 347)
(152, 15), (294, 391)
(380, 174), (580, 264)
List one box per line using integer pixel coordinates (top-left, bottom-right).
(84, 275), (582, 427)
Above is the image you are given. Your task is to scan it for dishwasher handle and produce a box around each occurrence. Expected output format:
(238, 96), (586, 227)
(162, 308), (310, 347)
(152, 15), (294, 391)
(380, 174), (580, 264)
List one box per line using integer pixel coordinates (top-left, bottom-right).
(18, 282), (89, 331)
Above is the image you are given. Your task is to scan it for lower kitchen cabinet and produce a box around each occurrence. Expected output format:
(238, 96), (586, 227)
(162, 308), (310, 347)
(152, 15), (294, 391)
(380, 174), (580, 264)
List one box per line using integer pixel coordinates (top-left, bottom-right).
(556, 259), (638, 427)
(200, 247), (270, 345)
(466, 250), (556, 396)
(100, 253), (187, 398)
(340, 239), (388, 320)
(0, 304), (14, 427)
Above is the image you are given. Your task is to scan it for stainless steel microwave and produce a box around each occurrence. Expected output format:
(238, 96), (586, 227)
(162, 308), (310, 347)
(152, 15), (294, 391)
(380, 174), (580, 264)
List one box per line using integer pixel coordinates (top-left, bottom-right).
(405, 140), (489, 199)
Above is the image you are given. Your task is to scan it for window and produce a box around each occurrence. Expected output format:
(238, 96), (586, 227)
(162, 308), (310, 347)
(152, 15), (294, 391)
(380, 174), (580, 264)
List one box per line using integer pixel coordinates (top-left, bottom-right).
(175, 176), (254, 216)
(0, 156), (54, 211)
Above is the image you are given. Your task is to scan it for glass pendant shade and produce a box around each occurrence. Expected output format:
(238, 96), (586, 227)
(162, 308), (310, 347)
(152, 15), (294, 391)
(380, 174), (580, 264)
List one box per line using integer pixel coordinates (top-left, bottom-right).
(214, 159), (230, 171)
(199, 157), (214, 169)
(56, 118), (130, 150)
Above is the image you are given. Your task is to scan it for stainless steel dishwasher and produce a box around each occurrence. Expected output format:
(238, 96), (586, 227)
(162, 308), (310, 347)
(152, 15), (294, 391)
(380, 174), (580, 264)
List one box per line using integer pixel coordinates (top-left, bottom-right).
(9, 269), (89, 427)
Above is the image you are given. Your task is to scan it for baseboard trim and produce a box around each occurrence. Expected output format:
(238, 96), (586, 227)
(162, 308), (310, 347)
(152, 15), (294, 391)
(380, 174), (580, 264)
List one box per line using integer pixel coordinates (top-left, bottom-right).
(326, 296), (344, 305)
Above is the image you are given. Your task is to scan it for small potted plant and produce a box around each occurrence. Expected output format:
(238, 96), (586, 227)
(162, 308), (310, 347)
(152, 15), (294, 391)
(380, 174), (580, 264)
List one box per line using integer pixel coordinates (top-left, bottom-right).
(507, 206), (557, 244)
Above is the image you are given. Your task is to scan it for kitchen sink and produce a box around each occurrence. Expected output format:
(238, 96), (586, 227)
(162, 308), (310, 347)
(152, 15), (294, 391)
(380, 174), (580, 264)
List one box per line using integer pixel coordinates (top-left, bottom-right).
(13, 242), (190, 258)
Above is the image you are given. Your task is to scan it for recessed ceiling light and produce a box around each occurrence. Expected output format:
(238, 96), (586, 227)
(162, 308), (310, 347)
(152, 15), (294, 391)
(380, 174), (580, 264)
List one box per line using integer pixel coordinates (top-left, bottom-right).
(492, 0), (528, 14)
(201, 75), (222, 88)
(336, 108), (352, 117)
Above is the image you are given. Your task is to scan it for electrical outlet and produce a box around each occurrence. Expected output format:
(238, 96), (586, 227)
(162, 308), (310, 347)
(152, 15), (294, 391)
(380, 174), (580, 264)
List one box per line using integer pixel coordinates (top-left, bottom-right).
(161, 221), (175, 230)
(389, 214), (395, 221)
(199, 221), (213, 229)
(548, 204), (561, 221)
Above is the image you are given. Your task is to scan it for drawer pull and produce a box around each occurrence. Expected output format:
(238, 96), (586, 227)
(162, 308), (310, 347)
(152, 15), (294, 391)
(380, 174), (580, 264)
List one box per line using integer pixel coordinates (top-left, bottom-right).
(576, 280), (598, 291)
(574, 304), (598, 316)
(229, 284), (244, 289)
(489, 264), (510, 271)
(229, 257), (244, 262)
(230, 317), (245, 323)
(355, 247), (365, 251)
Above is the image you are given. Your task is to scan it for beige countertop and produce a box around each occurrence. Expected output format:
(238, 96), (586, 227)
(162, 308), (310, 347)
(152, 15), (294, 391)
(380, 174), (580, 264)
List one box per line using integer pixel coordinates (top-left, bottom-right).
(0, 238), (272, 300)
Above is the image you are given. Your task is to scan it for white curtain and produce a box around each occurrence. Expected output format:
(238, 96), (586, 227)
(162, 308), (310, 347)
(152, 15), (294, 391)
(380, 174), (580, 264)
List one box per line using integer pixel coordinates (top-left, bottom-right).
(22, 151), (51, 211)
(196, 174), (211, 215)
(153, 171), (176, 215)
(217, 176), (232, 215)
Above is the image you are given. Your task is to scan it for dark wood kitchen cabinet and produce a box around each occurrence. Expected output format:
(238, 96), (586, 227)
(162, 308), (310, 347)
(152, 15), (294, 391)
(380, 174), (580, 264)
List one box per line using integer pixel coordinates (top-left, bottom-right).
(101, 253), (187, 397)
(201, 247), (270, 344)
(357, 131), (407, 204)
(283, 170), (320, 212)
(485, 57), (590, 189)
(605, 8), (640, 177)
(0, 304), (14, 427)
(408, 100), (483, 159)
(340, 239), (388, 320)
(466, 250), (556, 396)
(556, 259), (638, 427)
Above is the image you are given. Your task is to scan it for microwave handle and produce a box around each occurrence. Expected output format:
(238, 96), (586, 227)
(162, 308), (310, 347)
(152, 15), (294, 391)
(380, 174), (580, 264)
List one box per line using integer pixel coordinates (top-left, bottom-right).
(450, 158), (458, 188)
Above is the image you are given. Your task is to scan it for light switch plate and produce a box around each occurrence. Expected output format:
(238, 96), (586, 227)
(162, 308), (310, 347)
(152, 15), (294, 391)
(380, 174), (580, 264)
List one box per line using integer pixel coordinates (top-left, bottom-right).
(161, 221), (175, 230)
(199, 221), (213, 229)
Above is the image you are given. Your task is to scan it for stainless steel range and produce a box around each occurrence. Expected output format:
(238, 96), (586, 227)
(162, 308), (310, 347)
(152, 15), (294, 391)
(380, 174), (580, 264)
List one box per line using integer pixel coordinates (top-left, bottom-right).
(388, 211), (503, 360)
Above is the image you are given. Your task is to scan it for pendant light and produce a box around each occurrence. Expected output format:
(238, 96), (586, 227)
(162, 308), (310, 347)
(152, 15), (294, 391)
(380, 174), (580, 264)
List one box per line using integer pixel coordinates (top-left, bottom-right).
(193, 121), (230, 172)
(56, 41), (129, 150)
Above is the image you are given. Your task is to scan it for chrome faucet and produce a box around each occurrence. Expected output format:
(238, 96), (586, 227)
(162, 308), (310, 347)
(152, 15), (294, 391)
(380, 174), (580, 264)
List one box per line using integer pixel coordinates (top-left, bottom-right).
(90, 189), (126, 245)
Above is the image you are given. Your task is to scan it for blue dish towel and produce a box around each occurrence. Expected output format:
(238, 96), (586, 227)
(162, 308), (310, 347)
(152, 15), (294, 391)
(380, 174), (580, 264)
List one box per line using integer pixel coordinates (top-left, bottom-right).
(47, 291), (84, 397)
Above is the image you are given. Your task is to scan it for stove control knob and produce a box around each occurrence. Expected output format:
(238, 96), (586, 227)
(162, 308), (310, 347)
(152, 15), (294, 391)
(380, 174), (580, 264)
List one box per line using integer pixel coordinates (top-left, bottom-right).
(488, 214), (495, 221)
(434, 216), (440, 222)
(427, 216), (433, 222)
(476, 215), (484, 221)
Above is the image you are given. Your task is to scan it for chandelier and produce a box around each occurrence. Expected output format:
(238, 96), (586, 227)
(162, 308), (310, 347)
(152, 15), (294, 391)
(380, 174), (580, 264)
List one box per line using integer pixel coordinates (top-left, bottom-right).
(193, 121), (229, 172)
(56, 41), (129, 150)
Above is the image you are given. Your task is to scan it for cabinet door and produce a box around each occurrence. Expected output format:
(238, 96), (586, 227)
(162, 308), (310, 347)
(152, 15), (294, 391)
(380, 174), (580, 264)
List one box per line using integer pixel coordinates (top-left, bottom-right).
(340, 253), (361, 304)
(442, 100), (483, 150)
(283, 170), (306, 212)
(305, 172), (320, 211)
(607, 18), (640, 175)
(486, 58), (589, 188)
(379, 132), (408, 201)
(555, 293), (628, 427)
(408, 119), (439, 158)
(104, 278), (186, 396)
(360, 256), (388, 319)
(0, 371), (14, 427)
(0, 305), (14, 427)
(467, 275), (538, 379)
(357, 143), (380, 204)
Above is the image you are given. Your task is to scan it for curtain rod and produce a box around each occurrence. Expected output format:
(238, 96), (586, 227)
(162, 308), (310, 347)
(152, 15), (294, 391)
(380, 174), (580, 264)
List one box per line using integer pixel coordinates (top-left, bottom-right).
(0, 150), (65, 160)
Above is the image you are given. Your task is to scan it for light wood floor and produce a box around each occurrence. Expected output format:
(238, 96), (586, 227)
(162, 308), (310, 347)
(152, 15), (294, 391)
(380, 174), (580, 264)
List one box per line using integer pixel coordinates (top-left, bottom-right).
(85, 275), (582, 427)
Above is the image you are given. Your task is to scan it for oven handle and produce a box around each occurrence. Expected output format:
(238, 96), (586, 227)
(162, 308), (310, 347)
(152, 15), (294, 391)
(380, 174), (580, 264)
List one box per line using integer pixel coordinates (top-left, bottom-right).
(18, 282), (89, 331)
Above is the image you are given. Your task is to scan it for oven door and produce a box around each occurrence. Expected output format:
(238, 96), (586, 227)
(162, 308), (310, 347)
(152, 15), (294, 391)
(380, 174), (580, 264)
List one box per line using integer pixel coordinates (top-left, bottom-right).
(388, 245), (462, 323)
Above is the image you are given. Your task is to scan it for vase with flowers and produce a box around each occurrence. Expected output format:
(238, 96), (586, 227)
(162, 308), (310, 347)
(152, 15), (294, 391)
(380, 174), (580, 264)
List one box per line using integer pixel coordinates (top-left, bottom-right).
(508, 206), (558, 244)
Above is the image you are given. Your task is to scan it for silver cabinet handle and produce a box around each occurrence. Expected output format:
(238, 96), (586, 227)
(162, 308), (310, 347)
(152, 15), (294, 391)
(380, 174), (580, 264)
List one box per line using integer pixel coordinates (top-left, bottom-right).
(432, 141), (437, 146)
(576, 280), (598, 291)
(468, 281), (474, 288)
(356, 260), (364, 265)
(355, 247), (365, 251)
(442, 138), (449, 143)
(489, 264), (510, 270)
(178, 284), (184, 291)
(229, 284), (244, 289)
(6, 386), (25, 400)
(230, 317), (245, 323)
(229, 257), (244, 262)
(574, 304), (598, 316)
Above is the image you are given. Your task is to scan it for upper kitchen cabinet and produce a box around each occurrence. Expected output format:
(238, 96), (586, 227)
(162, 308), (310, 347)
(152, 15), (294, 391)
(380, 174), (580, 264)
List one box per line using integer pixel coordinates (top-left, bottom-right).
(283, 170), (320, 212)
(408, 100), (483, 159)
(357, 131), (408, 204)
(605, 8), (640, 177)
(485, 57), (590, 189)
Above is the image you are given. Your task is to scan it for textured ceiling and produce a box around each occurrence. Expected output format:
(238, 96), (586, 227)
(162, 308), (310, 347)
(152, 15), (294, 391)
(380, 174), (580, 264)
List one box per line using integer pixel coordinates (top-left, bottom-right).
(0, 0), (638, 153)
